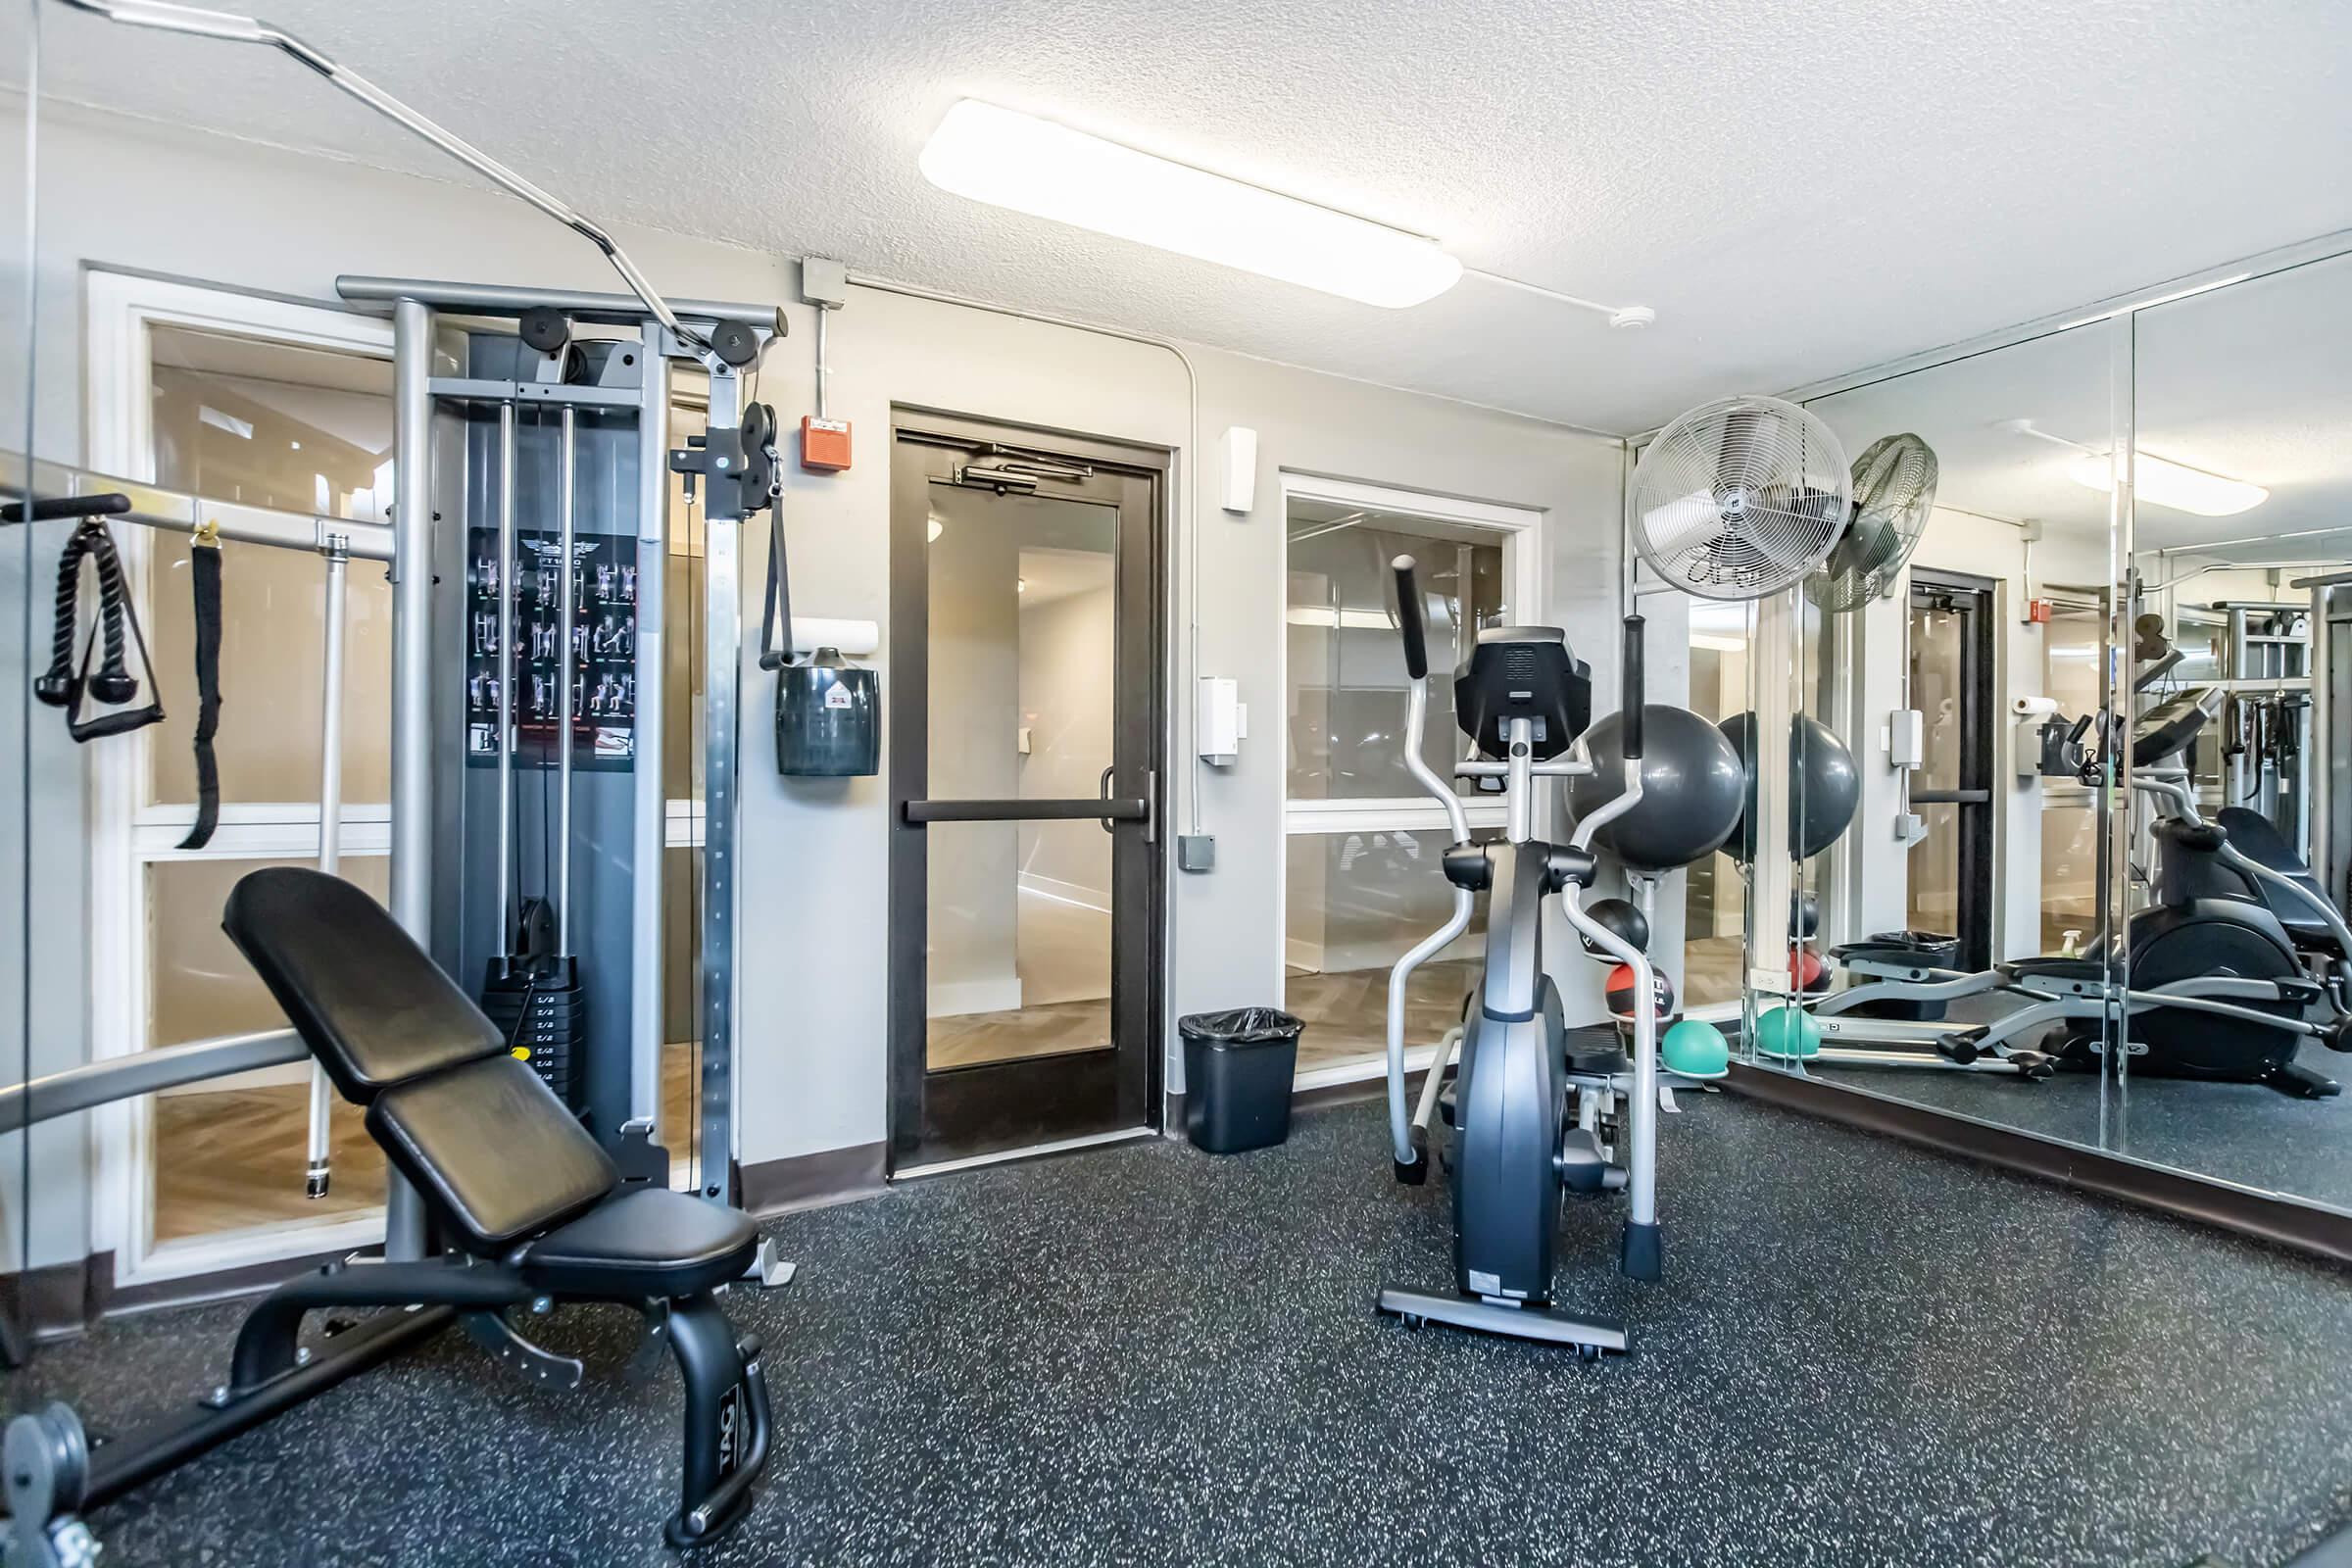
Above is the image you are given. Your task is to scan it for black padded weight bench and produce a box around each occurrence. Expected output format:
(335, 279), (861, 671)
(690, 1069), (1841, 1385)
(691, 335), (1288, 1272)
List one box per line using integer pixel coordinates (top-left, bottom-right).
(219, 866), (774, 1548)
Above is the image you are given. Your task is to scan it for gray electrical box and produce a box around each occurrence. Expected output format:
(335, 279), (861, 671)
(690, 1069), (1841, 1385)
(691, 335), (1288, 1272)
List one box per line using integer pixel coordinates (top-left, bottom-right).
(800, 257), (848, 309)
(1178, 834), (1216, 872)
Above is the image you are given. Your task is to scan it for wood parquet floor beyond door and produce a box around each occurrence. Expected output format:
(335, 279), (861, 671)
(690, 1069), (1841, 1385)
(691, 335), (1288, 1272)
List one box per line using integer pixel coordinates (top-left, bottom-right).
(151, 1042), (705, 1245)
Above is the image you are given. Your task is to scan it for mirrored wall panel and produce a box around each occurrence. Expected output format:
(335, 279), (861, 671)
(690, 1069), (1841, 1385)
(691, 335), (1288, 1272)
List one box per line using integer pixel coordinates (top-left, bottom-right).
(1744, 315), (2131, 1154)
(1738, 244), (2352, 1228)
(2118, 250), (2352, 1208)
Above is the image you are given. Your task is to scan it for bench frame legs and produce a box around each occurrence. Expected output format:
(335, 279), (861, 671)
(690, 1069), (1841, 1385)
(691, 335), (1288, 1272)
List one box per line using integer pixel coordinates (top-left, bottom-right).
(20, 1256), (773, 1550)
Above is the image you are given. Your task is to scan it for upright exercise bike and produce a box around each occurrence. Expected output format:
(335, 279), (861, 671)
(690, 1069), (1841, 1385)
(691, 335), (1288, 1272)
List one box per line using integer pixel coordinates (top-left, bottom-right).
(1375, 557), (1661, 1355)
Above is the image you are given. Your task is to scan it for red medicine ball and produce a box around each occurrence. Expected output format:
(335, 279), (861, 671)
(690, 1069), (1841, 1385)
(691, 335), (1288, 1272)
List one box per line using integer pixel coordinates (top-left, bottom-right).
(1604, 963), (1676, 1022)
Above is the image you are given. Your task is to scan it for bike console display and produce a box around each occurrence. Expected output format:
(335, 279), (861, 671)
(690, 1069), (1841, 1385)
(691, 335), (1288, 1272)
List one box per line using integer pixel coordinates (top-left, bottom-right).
(2132, 691), (2211, 771)
(1452, 626), (1591, 761)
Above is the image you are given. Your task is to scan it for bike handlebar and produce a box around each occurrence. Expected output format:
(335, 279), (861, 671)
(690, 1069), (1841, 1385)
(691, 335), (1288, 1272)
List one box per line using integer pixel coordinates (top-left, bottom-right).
(1621, 614), (1645, 759)
(1392, 556), (1429, 681)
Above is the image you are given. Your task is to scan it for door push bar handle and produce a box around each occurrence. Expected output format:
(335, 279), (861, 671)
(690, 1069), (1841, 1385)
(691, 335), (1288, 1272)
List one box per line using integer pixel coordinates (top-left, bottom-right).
(904, 797), (1147, 824)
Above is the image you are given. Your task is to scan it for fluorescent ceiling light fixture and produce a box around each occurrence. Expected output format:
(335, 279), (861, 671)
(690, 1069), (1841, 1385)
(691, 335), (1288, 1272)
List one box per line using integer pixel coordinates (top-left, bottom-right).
(919, 100), (1463, 309)
(2065, 453), (2268, 517)
(2001, 418), (2268, 518)
(199, 406), (253, 440)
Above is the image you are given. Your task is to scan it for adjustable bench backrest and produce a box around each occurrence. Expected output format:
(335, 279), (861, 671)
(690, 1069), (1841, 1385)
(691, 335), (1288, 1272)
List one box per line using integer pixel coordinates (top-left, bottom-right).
(223, 867), (617, 1255)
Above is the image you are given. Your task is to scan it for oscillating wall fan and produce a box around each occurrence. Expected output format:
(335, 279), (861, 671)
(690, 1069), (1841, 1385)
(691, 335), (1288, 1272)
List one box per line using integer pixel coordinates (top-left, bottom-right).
(1629, 395), (1852, 603)
(1804, 433), (1939, 612)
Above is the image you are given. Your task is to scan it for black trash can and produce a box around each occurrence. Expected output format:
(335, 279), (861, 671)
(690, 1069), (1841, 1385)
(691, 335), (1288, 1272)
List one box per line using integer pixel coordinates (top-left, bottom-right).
(1180, 1008), (1303, 1154)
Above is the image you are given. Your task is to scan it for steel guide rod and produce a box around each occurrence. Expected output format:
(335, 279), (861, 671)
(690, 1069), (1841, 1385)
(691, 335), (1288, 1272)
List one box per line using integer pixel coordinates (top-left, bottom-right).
(628, 324), (670, 1136)
(383, 298), (436, 1261)
(557, 405), (577, 953)
(303, 534), (350, 1199)
(495, 404), (518, 970)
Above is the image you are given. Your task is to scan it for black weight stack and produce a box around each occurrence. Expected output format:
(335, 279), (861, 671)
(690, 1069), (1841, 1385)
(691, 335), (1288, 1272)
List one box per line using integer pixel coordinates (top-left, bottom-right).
(482, 956), (587, 1113)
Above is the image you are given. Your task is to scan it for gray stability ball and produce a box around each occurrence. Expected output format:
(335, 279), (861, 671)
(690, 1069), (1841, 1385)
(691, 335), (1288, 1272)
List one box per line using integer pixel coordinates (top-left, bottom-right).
(1719, 711), (1861, 862)
(1567, 705), (1746, 872)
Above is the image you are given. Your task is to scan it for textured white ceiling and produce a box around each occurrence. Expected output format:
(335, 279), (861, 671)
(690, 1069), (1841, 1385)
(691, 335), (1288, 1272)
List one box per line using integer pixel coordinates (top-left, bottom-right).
(25, 0), (2352, 434)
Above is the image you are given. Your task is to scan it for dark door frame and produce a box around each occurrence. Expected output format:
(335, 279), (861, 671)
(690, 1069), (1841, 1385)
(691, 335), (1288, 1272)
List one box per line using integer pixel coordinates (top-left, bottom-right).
(886, 408), (1168, 1171)
(1908, 567), (1998, 972)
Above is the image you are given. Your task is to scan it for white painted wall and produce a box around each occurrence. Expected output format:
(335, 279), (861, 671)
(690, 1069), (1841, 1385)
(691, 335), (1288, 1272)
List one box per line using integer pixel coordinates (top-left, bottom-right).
(0, 105), (1625, 1264)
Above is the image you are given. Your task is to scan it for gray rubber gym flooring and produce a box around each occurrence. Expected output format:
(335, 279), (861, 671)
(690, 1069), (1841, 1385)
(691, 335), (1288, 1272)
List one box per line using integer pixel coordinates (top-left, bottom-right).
(16, 1093), (2352, 1567)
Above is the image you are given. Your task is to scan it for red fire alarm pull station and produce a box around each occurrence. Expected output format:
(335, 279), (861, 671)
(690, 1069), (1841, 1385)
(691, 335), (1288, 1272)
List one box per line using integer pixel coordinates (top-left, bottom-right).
(798, 260), (854, 471)
(802, 416), (852, 472)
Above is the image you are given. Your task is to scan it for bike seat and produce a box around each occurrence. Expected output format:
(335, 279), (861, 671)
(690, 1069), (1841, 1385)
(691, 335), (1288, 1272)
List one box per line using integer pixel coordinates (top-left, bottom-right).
(1829, 930), (1958, 968)
(1831, 942), (1941, 967)
(2000, 955), (2105, 983)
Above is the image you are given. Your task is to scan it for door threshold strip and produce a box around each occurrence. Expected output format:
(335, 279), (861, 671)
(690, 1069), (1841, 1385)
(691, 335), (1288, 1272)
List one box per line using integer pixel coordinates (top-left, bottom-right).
(892, 1125), (1158, 1182)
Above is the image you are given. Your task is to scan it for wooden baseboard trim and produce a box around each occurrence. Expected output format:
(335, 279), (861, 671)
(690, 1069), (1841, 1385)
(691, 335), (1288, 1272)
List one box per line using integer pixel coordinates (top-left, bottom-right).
(1721, 1060), (2352, 1266)
(738, 1140), (889, 1218)
(106, 1246), (363, 1318)
(0, 1251), (109, 1341)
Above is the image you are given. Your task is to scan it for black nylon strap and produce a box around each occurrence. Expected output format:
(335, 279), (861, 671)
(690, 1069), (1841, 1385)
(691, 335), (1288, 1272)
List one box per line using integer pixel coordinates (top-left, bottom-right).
(175, 540), (224, 850)
(757, 501), (795, 672)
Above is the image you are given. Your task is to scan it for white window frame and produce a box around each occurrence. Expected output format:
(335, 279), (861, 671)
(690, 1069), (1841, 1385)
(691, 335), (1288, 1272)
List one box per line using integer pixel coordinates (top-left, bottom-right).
(85, 271), (397, 1286)
(1275, 473), (1546, 1076)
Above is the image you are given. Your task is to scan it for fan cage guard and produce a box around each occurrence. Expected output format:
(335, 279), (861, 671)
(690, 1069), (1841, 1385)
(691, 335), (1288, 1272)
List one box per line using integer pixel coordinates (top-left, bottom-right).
(1630, 395), (1853, 603)
(1805, 432), (1940, 613)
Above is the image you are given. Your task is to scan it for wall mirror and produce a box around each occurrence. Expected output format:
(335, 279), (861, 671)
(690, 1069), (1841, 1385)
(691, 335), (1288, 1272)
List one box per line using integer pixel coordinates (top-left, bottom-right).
(1735, 243), (2352, 1239)
(1741, 315), (2132, 1154)
(2115, 249), (2352, 1210)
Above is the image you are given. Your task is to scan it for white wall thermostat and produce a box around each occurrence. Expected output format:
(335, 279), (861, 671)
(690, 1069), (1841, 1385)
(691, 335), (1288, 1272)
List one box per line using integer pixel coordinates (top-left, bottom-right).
(1197, 677), (1246, 765)
(1219, 427), (1258, 514)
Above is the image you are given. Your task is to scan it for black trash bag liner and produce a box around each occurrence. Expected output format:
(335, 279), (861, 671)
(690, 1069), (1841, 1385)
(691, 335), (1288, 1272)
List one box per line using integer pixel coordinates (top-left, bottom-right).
(1178, 1008), (1302, 1047)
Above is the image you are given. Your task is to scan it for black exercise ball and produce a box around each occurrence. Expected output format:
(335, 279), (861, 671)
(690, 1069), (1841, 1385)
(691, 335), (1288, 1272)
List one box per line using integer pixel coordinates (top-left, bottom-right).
(1566, 705), (1745, 873)
(1579, 897), (1650, 958)
(1719, 711), (1860, 862)
(1791, 890), (1820, 941)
